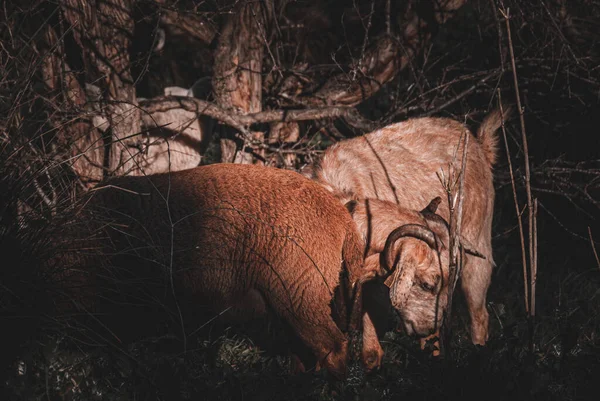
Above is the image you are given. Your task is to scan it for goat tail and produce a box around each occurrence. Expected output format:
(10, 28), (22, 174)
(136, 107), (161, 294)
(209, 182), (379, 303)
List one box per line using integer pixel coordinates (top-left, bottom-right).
(477, 105), (512, 166)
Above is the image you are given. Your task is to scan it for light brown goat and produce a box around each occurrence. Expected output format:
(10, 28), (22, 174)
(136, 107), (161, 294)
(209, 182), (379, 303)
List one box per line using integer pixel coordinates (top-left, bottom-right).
(53, 163), (378, 379)
(309, 110), (506, 348)
(346, 197), (451, 349)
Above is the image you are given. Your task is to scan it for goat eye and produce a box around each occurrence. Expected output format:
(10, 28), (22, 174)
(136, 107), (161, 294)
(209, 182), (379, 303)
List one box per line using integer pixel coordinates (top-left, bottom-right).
(421, 282), (434, 292)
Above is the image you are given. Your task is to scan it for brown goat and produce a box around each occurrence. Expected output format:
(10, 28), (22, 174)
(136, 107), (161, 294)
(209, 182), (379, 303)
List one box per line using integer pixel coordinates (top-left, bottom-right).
(309, 110), (506, 348)
(52, 163), (378, 379)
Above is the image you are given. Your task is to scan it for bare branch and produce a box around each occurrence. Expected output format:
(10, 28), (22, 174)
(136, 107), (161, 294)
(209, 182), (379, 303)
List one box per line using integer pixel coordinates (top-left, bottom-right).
(442, 124), (469, 355)
(139, 96), (377, 135)
(301, 35), (401, 107)
(423, 70), (501, 117)
(589, 227), (600, 272)
(532, 198), (538, 318)
(498, 90), (529, 315)
(290, 0), (468, 108)
(501, 4), (536, 352)
(158, 6), (217, 45)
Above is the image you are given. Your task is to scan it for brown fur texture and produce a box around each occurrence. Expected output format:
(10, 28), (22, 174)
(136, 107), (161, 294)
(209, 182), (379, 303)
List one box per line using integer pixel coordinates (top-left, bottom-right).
(310, 110), (505, 347)
(55, 163), (376, 379)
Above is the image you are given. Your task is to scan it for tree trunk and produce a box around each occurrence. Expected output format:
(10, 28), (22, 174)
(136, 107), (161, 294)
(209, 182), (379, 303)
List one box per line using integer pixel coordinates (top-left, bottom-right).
(212, 0), (272, 164)
(39, 24), (105, 186)
(61, 0), (141, 175)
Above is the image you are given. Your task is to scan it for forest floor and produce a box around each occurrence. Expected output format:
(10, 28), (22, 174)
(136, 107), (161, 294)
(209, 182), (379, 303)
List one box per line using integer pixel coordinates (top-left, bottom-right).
(2, 276), (599, 401)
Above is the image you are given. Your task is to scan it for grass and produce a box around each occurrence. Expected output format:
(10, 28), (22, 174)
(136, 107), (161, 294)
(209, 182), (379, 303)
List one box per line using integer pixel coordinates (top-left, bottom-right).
(2, 262), (598, 401)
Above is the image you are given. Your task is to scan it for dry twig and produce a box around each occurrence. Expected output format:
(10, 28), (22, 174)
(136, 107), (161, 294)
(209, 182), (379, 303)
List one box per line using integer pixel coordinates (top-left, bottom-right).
(498, 90), (529, 315)
(500, 4), (538, 352)
(589, 227), (600, 271)
(439, 124), (469, 356)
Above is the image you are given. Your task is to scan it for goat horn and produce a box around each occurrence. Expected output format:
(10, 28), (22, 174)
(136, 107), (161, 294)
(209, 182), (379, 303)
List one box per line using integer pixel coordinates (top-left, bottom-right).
(382, 224), (438, 274)
(420, 210), (450, 232)
(421, 196), (443, 214)
(420, 210), (449, 250)
(420, 200), (487, 260)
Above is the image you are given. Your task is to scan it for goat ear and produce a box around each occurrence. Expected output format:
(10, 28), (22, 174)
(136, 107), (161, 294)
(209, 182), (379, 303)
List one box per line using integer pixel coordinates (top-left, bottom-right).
(421, 196), (442, 214)
(299, 164), (314, 178)
(383, 273), (395, 288)
(419, 198), (450, 248)
(460, 237), (487, 260)
(345, 200), (358, 216)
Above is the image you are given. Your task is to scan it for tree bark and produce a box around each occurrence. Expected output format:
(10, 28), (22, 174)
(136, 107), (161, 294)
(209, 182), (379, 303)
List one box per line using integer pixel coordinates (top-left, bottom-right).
(39, 24), (105, 186)
(140, 96), (377, 133)
(158, 5), (217, 45)
(212, 0), (272, 164)
(61, 0), (141, 175)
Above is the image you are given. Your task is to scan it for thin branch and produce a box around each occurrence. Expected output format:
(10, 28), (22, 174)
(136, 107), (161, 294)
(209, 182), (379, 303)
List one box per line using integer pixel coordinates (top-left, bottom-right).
(423, 70), (500, 117)
(498, 90), (529, 315)
(501, 5), (536, 352)
(354, 0), (376, 81)
(589, 227), (600, 272)
(288, 1), (468, 108)
(385, 0), (391, 35)
(452, 130), (469, 288)
(441, 123), (469, 356)
(158, 6), (217, 45)
(532, 198), (538, 318)
(139, 96), (377, 135)
(489, 0), (506, 69)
